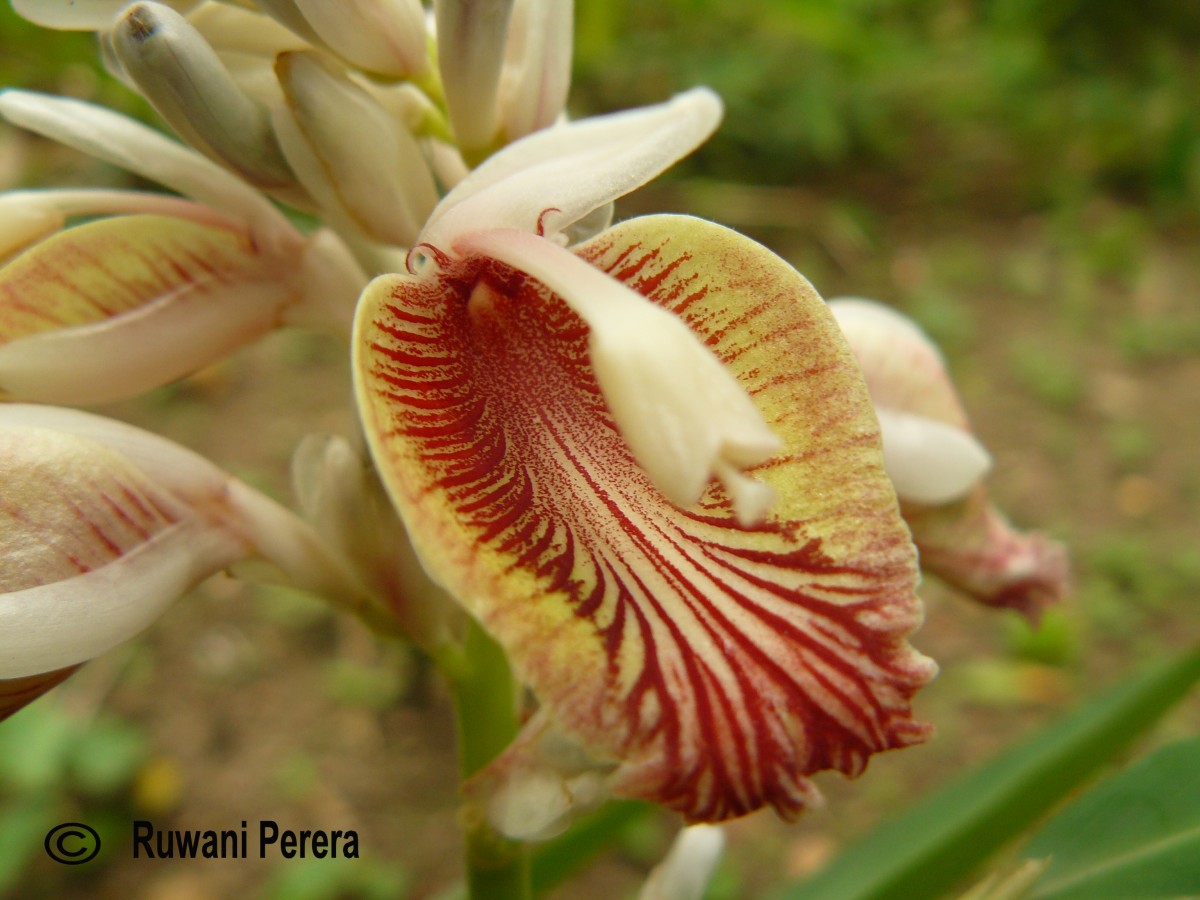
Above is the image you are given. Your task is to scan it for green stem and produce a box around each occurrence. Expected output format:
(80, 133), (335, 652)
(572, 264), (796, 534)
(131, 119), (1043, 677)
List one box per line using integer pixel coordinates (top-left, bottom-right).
(450, 618), (531, 900)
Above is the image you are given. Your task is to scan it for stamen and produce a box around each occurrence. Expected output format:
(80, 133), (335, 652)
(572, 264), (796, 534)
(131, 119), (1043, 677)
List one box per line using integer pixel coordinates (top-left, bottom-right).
(453, 228), (781, 515)
(406, 241), (451, 275)
(536, 207), (563, 237)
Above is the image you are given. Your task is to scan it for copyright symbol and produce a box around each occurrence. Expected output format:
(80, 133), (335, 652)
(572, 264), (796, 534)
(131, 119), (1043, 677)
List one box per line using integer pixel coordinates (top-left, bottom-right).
(44, 823), (100, 864)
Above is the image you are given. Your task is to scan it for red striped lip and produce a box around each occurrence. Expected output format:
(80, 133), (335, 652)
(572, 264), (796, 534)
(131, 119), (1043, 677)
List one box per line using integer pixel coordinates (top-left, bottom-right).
(355, 215), (934, 826)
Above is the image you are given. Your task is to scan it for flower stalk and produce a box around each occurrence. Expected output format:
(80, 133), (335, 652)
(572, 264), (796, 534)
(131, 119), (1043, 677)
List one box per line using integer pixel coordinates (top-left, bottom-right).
(450, 617), (531, 900)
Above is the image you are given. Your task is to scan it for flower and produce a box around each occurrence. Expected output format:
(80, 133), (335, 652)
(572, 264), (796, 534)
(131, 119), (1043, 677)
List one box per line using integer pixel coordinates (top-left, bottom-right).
(354, 92), (936, 836)
(4, 0), (940, 839)
(0, 404), (389, 721)
(0, 91), (367, 404)
(830, 298), (1069, 618)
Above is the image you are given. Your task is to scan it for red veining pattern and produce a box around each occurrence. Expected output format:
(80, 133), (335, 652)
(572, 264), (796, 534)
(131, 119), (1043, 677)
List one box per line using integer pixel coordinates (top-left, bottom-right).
(0, 215), (259, 344)
(359, 217), (932, 822)
(0, 434), (184, 592)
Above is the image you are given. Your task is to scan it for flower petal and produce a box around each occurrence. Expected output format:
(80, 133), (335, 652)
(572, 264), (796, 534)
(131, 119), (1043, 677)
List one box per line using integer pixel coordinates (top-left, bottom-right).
(186, 2), (310, 57)
(829, 297), (1068, 617)
(0, 214), (294, 403)
(292, 0), (427, 77)
(355, 214), (934, 822)
(0, 90), (294, 249)
(0, 425), (248, 678)
(434, 0), (515, 152)
(274, 50), (438, 247)
(828, 297), (970, 428)
(903, 490), (1069, 619)
(420, 88), (722, 250)
(874, 407), (992, 506)
(11, 0), (195, 29)
(0, 189), (234, 261)
(498, 0), (573, 142)
(0, 403), (393, 685)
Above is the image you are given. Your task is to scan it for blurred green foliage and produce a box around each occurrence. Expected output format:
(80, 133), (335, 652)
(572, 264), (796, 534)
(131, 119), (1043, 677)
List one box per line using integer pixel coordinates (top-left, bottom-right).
(575, 0), (1200, 215)
(0, 8), (141, 115)
(4, 1), (1197, 218)
(0, 703), (148, 894)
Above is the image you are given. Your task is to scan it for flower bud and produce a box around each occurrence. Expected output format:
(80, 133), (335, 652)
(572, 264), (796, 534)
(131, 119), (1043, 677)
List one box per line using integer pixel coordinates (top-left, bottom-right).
(830, 297), (1068, 617)
(0, 405), (392, 718)
(274, 51), (438, 247)
(111, 2), (294, 189)
(435, 0), (514, 154)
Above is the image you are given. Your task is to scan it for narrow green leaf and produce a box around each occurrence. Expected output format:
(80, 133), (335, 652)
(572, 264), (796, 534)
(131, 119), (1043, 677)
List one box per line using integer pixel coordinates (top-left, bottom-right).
(1024, 736), (1200, 899)
(772, 642), (1200, 900)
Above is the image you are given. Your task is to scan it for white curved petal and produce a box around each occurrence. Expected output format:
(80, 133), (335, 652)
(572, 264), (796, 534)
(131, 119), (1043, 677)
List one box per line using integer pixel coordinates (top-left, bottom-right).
(639, 825), (726, 900)
(421, 88), (722, 249)
(828, 296), (943, 361)
(275, 51), (438, 246)
(876, 408), (992, 505)
(0, 521), (242, 677)
(293, 0), (427, 76)
(457, 228), (780, 518)
(0, 280), (291, 405)
(186, 2), (309, 56)
(829, 295), (972, 431)
(0, 90), (295, 251)
(13, 0), (130, 29)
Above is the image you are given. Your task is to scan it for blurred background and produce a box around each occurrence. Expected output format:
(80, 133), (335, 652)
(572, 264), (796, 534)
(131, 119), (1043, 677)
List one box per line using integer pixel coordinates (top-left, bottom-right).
(2, 1), (1199, 897)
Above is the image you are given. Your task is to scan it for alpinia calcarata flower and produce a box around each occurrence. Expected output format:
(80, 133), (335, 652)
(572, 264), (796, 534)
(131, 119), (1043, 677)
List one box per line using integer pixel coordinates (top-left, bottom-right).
(0, 404), (389, 721)
(830, 298), (1069, 618)
(0, 91), (366, 404)
(353, 90), (936, 837)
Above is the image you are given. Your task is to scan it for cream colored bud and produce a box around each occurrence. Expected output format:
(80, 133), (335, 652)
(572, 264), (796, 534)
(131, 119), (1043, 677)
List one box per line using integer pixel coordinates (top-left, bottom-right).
(111, 2), (294, 188)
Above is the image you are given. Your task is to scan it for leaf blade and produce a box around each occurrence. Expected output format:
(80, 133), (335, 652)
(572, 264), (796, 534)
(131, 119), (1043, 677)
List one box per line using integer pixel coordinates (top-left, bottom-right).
(772, 641), (1200, 900)
(1025, 736), (1200, 899)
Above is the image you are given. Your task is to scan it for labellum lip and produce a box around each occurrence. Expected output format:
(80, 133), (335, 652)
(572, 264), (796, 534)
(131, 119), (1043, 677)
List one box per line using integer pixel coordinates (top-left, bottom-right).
(355, 214), (934, 824)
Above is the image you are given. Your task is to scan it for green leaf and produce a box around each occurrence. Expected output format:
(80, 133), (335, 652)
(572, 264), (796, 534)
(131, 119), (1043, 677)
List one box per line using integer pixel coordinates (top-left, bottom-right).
(70, 715), (149, 795)
(1023, 736), (1200, 899)
(0, 797), (59, 894)
(0, 703), (76, 791)
(771, 642), (1200, 900)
